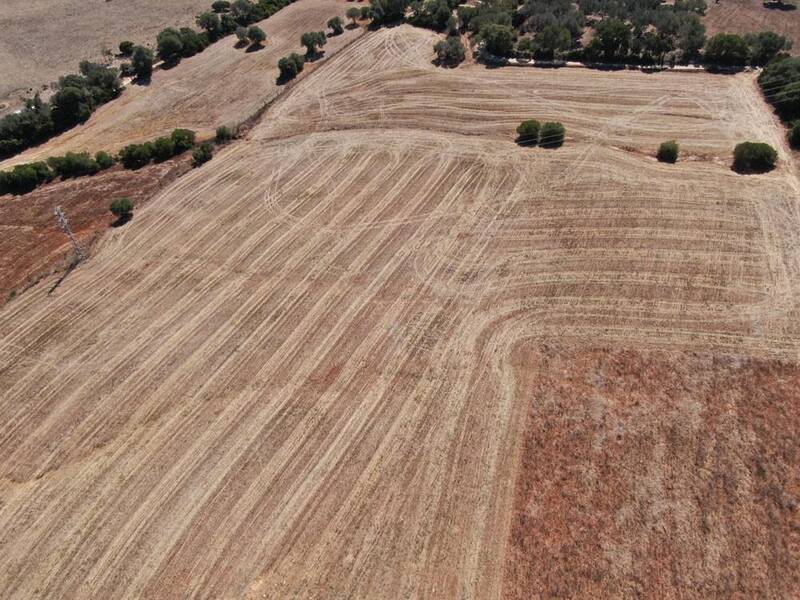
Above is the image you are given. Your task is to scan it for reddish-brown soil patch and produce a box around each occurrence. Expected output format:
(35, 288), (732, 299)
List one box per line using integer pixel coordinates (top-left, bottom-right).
(0, 156), (191, 303)
(505, 344), (800, 599)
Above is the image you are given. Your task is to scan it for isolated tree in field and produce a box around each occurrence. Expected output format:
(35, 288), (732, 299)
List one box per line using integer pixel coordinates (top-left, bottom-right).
(434, 37), (466, 66)
(119, 41), (134, 56)
(733, 142), (777, 173)
(131, 46), (154, 79)
(657, 140), (679, 163)
(157, 28), (184, 63)
(301, 31), (327, 57)
(703, 33), (748, 67)
(278, 53), (305, 80)
(110, 198), (133, 219)
(346, 7), (360, 26)
(247, 25), (267, 46)
(212, 0), (231, 12)
(539, 121), (565, 148)
(516, 119), (540, 145)
(197, 12), (222, 39)
(480, 24), (514, 57)
(192, 142), (214, 167)
(328, 16), (344, 36)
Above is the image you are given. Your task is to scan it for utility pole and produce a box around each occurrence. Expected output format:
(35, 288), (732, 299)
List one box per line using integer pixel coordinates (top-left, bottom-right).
(54, 206), (85, 262)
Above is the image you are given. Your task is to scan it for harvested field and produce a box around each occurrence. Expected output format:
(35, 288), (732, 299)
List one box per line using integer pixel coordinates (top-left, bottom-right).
(0, 0), (363, 169)
(1, 24), (800, 598)
(0, 0), (210, 113)
(705, 0), (800, 52)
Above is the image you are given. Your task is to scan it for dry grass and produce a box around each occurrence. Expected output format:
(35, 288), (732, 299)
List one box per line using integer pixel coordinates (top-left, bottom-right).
(705, 0), (800, 52)
(1, 24), (800, 599)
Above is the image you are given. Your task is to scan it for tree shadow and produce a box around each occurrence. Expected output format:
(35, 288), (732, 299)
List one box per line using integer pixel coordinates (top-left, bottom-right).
(246, 43), (265, 53)
(48, 260), (79, 295)
(346, 22), (360, 30)
(305, 50), (326, 62)
(234, 39), (249, 49)
(111, 213), (133, 228)
(132, 75), (152, 86)
(763, 1), (796, 9)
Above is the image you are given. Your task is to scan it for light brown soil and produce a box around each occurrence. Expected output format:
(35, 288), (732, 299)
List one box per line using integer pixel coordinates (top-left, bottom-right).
(0, 0), (211, 114)
(705, 0), (800, 51)
(0, 0), (364, 169)
(1, 25), (799, 599)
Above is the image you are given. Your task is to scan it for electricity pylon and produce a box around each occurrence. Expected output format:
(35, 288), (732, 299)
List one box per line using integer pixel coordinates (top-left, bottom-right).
(54, 206), (85, 262)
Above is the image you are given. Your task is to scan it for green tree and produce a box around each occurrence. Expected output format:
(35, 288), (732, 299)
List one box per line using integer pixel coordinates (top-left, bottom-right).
(360, 5), (374, 20)
(247, 25), (267, 46)
(212, 0), (231, 12)
(50, 86), (93, 129)
(197, 12), (222, 39)
(745, 31), (791, 66)
(370, 0), (410, 23)
(300, 31), (327, 57)
(481, 24), (514, 56)
(278, 53), (305, 80)
(119, 143), (153, 169)
(539, 121), (565, 148)
(171, 128), (197, 153)
(119, 41), (134, 56)
(231, 0), (255, 24)
(677, 14), (705, 61)
(152, 136), (176, 162)
(657, 140), (679, 163)
(192, 142), (214, 166)
(157, 28), (184, 63)
(95, 150), (115, 169)
(328, 16), (344, 36)
(789, 122), (800, 149)
(704, 33), (749, 67)
(131, 46), (154, 79)
(434, 37), (466, 65)
(587, 19), (631, 62)
(733, 141), (778, 173)
(346, 7), (360, 25)
(110, 198), (134, 219)
(216, 125), (235, 143)
(516, 119), (540, 145)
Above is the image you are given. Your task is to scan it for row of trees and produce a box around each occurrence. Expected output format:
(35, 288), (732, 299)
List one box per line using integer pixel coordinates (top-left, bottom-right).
(0, 150), (116, 195)
(758, 56), (800, 149)
(277, 31), (329, 81)
(515, 120), (566, 148)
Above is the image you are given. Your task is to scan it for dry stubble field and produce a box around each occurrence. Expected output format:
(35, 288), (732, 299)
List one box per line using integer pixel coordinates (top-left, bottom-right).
(1, 24), (800, 599)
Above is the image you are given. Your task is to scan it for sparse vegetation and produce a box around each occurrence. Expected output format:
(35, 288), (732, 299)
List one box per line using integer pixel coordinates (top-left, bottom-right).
(657, 140), (679, 163)
(216, 125), (235, 143)
(733, 141), (778, 173)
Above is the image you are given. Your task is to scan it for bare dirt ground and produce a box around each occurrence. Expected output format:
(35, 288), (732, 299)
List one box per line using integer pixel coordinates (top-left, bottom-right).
(1, 25), (800, 599)
(0, 0), (210, 114)
(0, 0), (364, 169)
(705, 0), (800, 51)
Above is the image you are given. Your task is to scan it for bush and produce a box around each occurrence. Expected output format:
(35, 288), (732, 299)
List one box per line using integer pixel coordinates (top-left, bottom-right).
(157, 28), (184, 63)
(197, 12), (222, 38)
(119, 143), (153, 169)
(790, 122), (800, 149)
(539, 121), (565, 148)
(171, 128), (196, 153)
(152, 136), (176, 162)
(481, 24), (515, 57)
(704, 33), (748, 67)
(732, 141), (778, 173)
(301, 31), (327, 57)
(516, 119), (541, 145)
(216, 125), (235, 143)
(434, 37), (466, 66)
(47, 152), (100, 178)
(657, 140), (679, 163)
(346, 7), (360, 25)
(247, 25), (267, 46)
(110, 198), (134, 219)
(0, 162), (53, 195)
(328, 16), (344, 36)
(192, 142), (214, 166)
(119, 41), (134, 56)
(278, 53), (305, 80)
(212, 0), (231, 12)
(95, 151), (115, 169)
(131, 46), (154, 79)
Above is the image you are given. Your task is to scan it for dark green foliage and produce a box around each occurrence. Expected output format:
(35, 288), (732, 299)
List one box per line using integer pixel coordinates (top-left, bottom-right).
(370, 0), (411, 23)
(152, 136), (177, 162)
(157, 27), (185, 63)
(170, 128), (197, 153)
(516, 119), (540, 145)
(788, 122), (800, 149)
(231, 0), (256, 24)
(360, 5), (374, 20)
(520, 0), (583, 40)
(434, 36), (466, 65)
(179, 27), (208, 57)
(47, 152), (100, 178)
(216, 125), (235, 143)
(745, 31), (791, 66)
(657, 140), (679, 163)
(458, 0), (514, 35)
(677, 13), (705, 60)
(278, 53), (305, 80)
(120, 62), (135, 77)
(410, 0), (453, 31)
(51, 86), (94, 129)
(119, 41), (135, 56)
(539, 121), (565, 148)
(236, 26), (249, 44)
(110, 198), (134, 218)
(212, 0), (232, 12)
(198, 12), (223, 39)
(0, 96), (54, 159)
(95, 151), (115, 169)
(534, 24), (572, 59)
(300, 31), (327, 57)
(132, 46), (154, 79)
(328, 16), (344, 35)
(703, 33), (748, 66)
(347, 6), (361, 25)
(758, 56), (800, 121)
(481, 23), (515, 56)
(221, 13), (239, 33)
(192, 142), (214, 166)
(586, 19), (631, 62)
(248, 25), (267, 45)
(0, 162), (53, 195)
(732, 142), (777, 173)
(119, 142), (154, 170)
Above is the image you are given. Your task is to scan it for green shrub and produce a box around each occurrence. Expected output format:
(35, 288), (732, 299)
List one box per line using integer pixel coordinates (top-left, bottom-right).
(539, 121), (565, 148)
(157, 28), (184, 63)
(119, 41), (134, 56)
(236, 26), (249, 44)
(328, 16), (344, 36)
(192, 142), (214, 166)
(657, 140), (679, 163)
(0, 162), (53, 195)
(47, 152), (100, 178)
(301, 31), (327, 57)
(170, 128), (196, 153)
(110, 197), (133, 218)
(119, 143), (153, 169)
(215, 125), (235, 143)
(152, 136), (177, 162)
(247, 25), (267, 46)
(434, 37), (466, 66)
(481, 24), (515, 57)
(131, 46), (154, 79)
(278, 53), (305, 80)
(95, 151), (115, 169)
(733, 141), (778, 173)
(516, 119), (540, 145)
